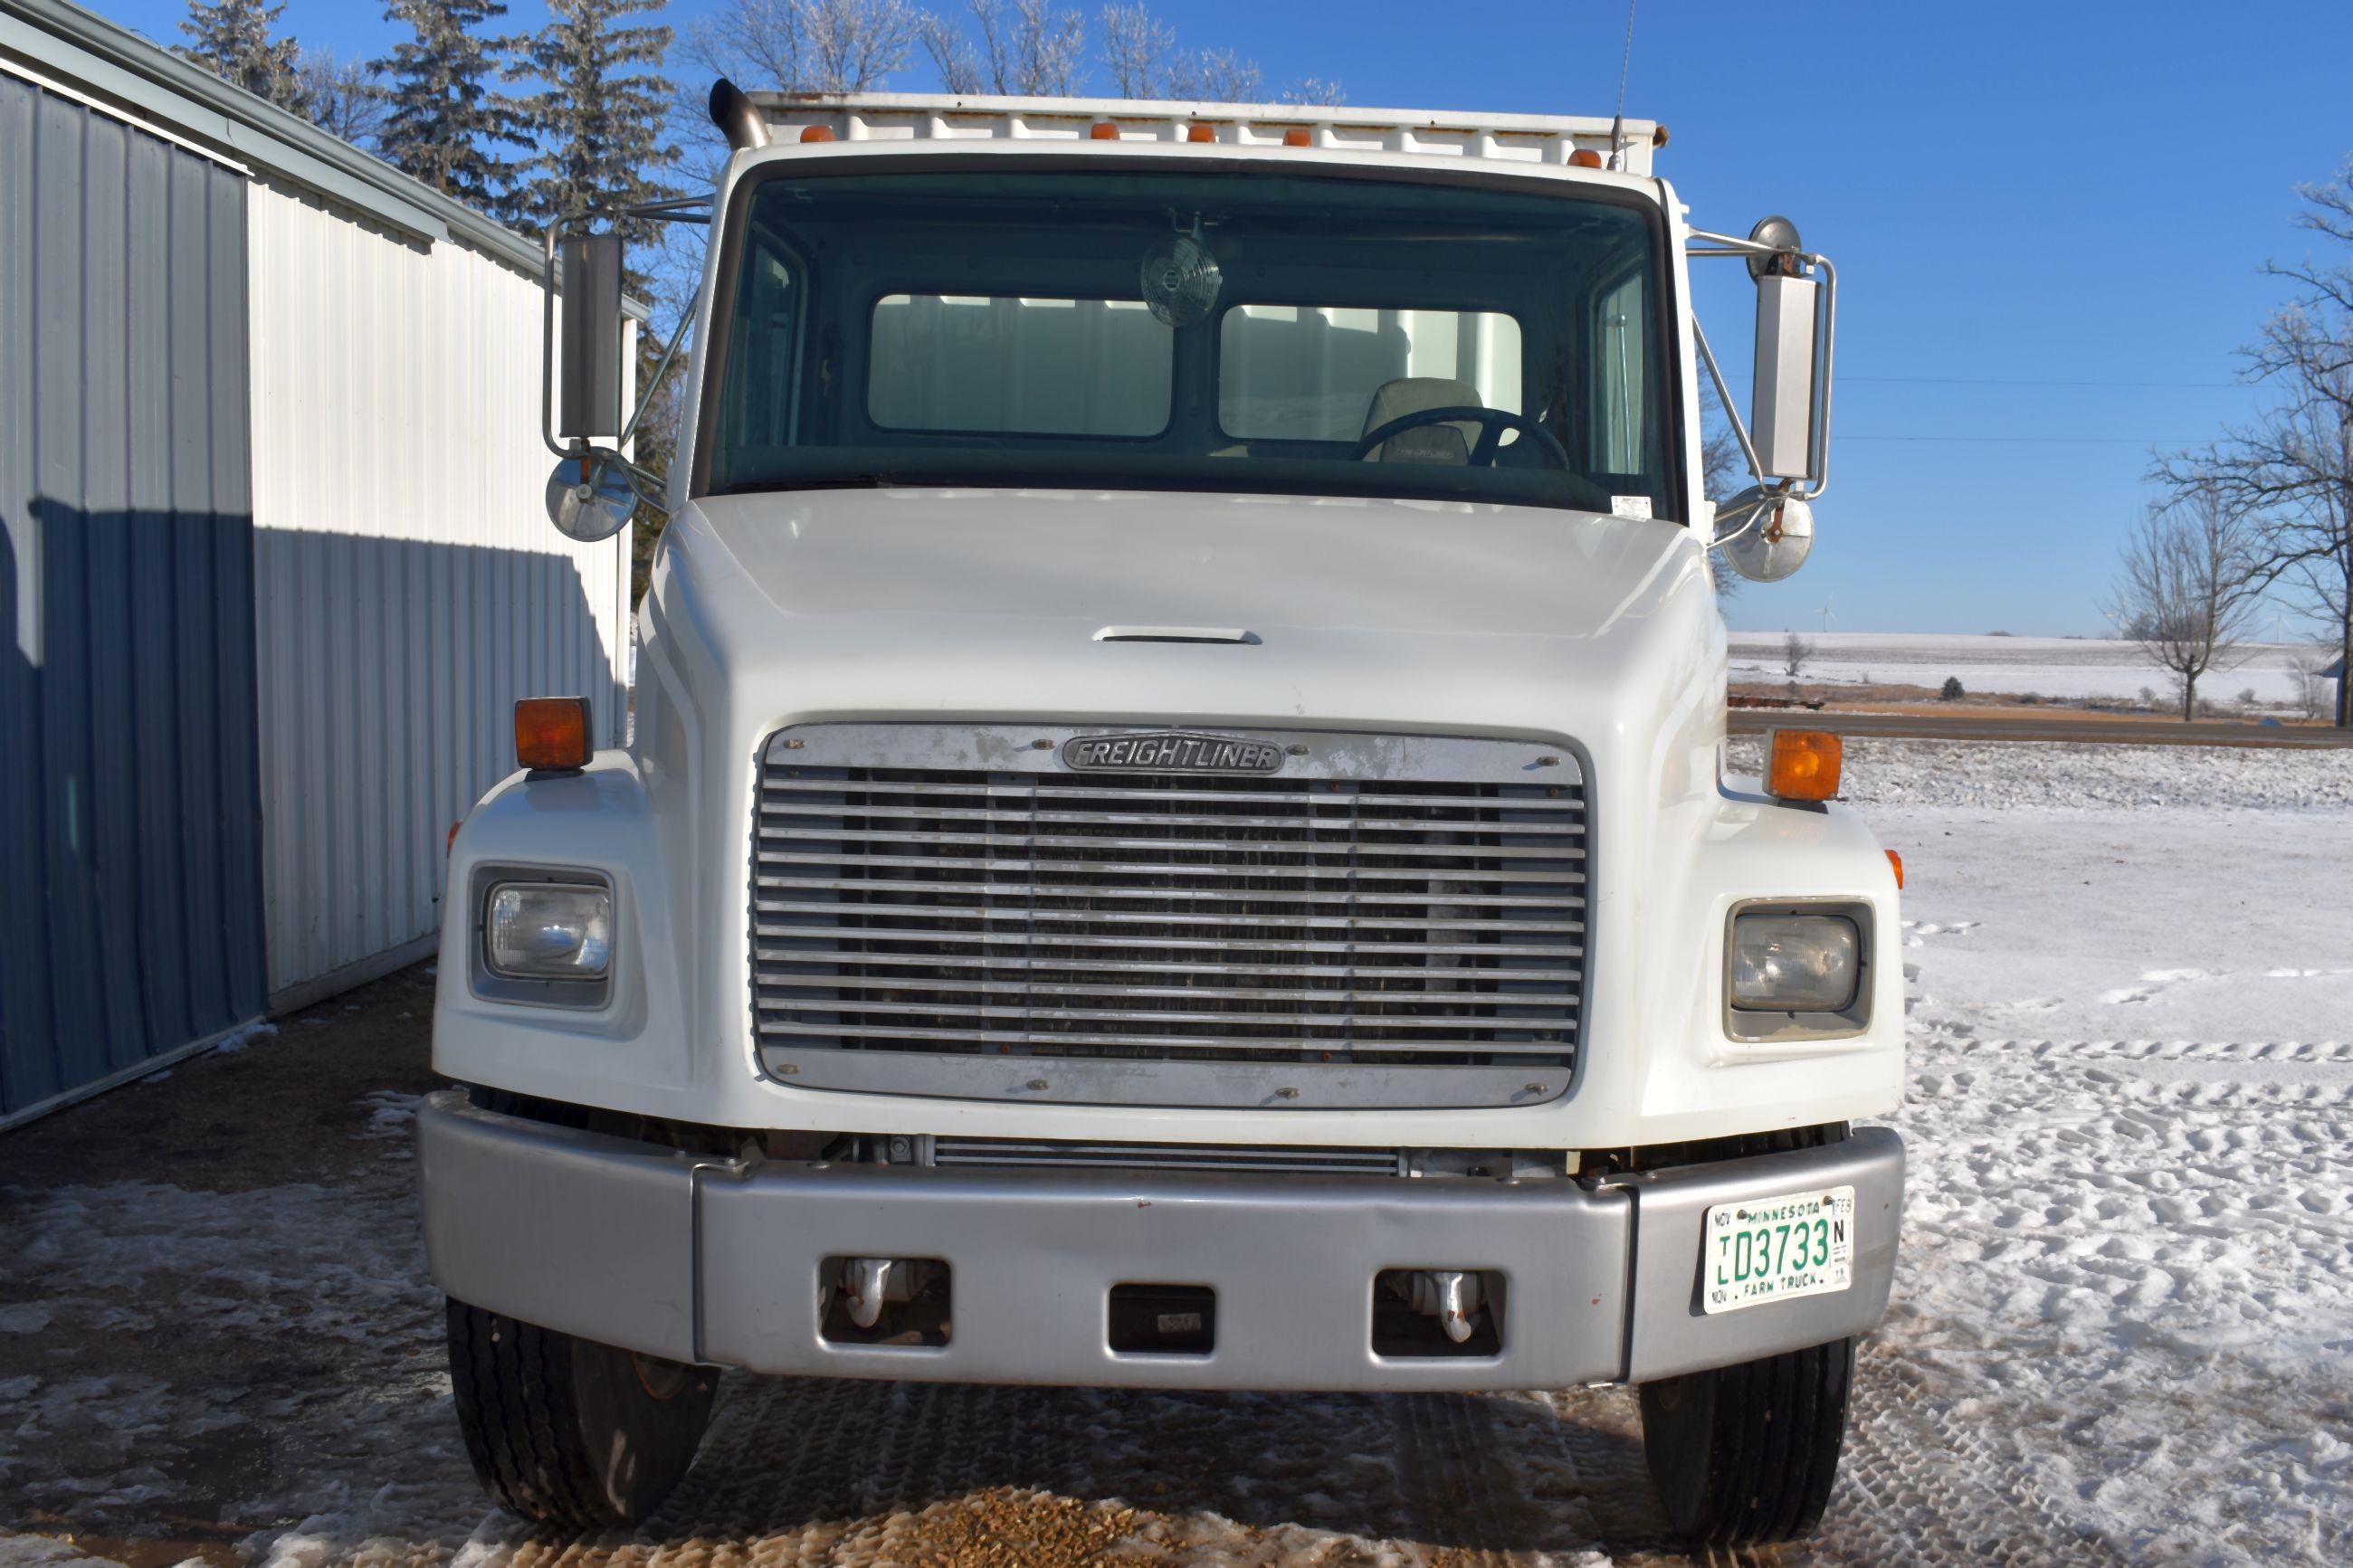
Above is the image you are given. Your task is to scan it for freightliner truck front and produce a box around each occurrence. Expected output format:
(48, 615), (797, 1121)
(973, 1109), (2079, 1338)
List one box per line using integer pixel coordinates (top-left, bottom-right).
(420, 86), (1904, 1550)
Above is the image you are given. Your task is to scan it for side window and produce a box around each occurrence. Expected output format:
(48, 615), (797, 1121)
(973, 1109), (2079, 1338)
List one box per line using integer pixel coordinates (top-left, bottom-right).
(1592, 267), (1648, 477)
(719, 240), (800, 462)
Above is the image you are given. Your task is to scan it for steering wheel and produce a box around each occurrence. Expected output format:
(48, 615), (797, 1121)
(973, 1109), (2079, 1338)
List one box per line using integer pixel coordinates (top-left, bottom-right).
(1348, 404), (1572, 468)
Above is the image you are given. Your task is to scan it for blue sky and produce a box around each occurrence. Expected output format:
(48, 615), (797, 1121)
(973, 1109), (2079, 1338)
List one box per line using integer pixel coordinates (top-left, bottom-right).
(104, 0), (2353, 635)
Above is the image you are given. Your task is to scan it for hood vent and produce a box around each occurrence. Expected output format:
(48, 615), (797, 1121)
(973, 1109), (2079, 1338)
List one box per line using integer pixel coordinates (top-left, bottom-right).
(1093, 625), (1261, 645)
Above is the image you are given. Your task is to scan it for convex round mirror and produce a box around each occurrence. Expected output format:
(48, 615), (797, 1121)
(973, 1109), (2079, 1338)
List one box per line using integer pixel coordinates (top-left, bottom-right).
(1719, 488), (1815, 582)
(1746, 214), (1804, 280)
(545, 451), (637, 543)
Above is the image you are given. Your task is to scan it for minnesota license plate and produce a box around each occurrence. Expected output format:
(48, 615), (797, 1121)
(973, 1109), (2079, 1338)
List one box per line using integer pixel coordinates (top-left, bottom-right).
(1701, 1185), (1855, 1315)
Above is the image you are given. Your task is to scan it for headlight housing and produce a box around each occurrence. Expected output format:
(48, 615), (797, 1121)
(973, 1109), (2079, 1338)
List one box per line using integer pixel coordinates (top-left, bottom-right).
(487, 883), (613, 978)
(1725, 903), (1872, 1041)
(472, 869), (614, 1006)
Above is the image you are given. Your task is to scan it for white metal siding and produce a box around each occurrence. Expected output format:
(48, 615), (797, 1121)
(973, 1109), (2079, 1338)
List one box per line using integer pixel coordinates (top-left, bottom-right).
(246, 176), (630, 1000)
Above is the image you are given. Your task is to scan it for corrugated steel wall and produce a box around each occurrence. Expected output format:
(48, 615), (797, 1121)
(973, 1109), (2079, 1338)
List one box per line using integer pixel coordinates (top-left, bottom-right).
(0, 72), (269, 1122)
(246, 177), (632, 1003)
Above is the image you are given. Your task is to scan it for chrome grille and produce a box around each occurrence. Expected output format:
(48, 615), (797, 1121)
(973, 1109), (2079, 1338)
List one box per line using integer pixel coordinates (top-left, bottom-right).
(750, 724), (1586, 1108)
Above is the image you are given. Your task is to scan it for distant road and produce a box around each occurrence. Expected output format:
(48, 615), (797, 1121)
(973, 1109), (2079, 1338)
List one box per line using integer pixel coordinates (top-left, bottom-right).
(1728, 709), (2353, 749)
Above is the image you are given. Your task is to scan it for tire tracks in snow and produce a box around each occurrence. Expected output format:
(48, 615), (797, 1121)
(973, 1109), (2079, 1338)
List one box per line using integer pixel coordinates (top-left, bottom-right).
(1824, 1350), (2135, 1567)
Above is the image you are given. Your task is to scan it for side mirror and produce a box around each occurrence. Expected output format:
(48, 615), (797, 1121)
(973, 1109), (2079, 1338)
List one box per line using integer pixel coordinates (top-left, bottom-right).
(1718, 488), (1814, 583)
(545, 452), (636, 543)
(1748, 216), (1824, 483)
(558, 233), (626, 440)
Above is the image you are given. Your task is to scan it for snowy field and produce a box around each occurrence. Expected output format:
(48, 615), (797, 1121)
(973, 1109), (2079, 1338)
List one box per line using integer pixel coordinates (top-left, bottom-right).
(1728, 631), (2333, 706)
(1, 738), (2348, 1566)
(1741, 736), (2353, 1563)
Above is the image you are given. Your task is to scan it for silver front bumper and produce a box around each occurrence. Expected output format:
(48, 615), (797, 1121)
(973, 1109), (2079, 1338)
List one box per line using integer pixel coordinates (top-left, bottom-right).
(417, 1090), (1902, 1392)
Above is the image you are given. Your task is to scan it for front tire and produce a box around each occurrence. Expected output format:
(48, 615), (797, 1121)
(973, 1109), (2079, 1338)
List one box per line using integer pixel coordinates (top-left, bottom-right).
(1638, 1336), (1856, 1547)
(446, 1297), (718, 1528)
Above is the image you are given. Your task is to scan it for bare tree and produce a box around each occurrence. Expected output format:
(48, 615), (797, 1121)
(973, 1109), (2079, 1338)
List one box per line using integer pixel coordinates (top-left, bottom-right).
(1177, 49), (1259, 101)
(681, 0), (918, 200)
(919, 0), (1086, 95)
(1096, 1), (1164, 94)
(1278, 76), (1344, 107)
(2155, 161), (2353, 727)
(690, 0), (919, 96)
(1696, 368), (1746, 601)
(1780, 630), (1815, 679)
(2103, 489), (2264, 720)
(1099, 5), (1261, 99)
(2289, 646), (2335, 719)
(298, 46), (387, 145)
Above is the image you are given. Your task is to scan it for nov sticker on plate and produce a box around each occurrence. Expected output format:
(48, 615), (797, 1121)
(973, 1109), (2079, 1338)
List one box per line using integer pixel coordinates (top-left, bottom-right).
(1701, 1185), (1855, 1315)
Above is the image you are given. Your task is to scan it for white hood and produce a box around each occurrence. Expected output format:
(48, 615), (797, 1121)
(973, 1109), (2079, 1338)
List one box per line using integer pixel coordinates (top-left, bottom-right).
(660, 487), (1721, 747)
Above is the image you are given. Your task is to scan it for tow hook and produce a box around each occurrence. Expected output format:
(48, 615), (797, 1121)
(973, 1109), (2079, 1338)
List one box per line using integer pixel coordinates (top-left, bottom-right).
(842, 1256), (896, 1329)
(1401, 1269), (1485, 1344)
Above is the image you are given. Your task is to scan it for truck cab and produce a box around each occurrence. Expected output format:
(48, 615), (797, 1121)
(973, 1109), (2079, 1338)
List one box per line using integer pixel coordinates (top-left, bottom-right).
(420, 89), (1902, 1549)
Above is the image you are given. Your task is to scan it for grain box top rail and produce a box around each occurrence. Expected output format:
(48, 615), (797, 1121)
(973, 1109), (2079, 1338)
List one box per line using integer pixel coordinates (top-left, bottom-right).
(746, 90), (1662, 176)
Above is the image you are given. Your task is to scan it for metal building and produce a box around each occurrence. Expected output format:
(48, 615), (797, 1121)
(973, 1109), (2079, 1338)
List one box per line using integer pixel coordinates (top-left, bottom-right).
(1, 0), (633, 1126)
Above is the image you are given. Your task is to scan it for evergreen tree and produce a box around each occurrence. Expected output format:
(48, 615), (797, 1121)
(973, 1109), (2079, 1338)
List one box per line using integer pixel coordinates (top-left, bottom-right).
(176, 0), (307, 114)
(509, 2), (686, 605)
(507, 0), (679, 244)
(374, 1), (525, 213)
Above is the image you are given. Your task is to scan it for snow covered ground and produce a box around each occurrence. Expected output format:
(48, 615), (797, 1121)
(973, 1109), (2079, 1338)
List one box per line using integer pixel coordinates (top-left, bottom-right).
(1807, 738), (2353, 1563)
(1728, 631), (2335, 706)
(2, 738), (2348, 1565)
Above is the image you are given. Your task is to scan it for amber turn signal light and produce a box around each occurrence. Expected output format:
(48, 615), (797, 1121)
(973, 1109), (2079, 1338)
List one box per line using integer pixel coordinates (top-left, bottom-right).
(1766, 728), (1843, 803)
(516, 697), (593, 773)
(1886, 850), (1904, 889)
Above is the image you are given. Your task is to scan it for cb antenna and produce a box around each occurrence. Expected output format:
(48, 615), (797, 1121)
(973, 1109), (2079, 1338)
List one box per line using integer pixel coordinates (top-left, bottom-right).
(1608, 0), (1637, 170)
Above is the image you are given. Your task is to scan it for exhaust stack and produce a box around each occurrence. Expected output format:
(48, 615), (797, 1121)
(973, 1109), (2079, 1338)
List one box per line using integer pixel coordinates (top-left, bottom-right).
(708, 79), (769, 153)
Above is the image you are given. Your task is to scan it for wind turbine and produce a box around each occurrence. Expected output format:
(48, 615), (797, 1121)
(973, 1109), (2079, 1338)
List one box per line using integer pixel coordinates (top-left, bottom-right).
(1818, 594), (1837, 634)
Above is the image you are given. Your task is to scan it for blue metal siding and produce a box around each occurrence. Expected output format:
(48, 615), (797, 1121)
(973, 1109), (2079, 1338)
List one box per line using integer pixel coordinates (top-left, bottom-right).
(0, 71), (267, 1123)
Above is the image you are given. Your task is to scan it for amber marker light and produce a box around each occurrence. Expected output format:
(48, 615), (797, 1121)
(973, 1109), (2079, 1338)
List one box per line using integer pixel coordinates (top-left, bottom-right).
(1886, 850), (1904, 889)
(1186, 123), (1216, 143)
(1569, 148), (1604, 168)
(1282, 127), (1312, 147)
(1090, 120), (1120, 140)
(516, 697), (593, 773)
(799, 124), (835, 143)
(1766, 728), (1843, 803)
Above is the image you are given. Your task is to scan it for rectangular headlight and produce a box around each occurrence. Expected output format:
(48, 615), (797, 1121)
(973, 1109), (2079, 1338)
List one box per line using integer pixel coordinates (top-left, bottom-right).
(1729, 913), (1859, 1012)
(486, 882), (613, 980)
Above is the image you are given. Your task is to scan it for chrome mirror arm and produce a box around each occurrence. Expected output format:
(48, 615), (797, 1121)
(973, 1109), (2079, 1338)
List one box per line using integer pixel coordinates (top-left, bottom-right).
(619, 290), (695, 451)
(538, 199), (712, 514)
(1691, 311), (1767, 494)
(1688, 229), (1836, 508)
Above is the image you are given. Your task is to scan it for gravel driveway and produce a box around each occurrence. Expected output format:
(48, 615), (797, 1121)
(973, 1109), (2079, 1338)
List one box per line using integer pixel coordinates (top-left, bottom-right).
(0, 967), (2128, 1568)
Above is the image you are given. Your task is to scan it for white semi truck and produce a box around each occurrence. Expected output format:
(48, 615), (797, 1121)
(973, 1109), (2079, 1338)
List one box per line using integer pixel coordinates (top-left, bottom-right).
(420, 87), (1903, 1550)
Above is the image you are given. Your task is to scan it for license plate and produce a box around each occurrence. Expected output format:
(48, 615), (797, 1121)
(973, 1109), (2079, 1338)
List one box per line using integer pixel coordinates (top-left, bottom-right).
(1700, 1185), (1855, 1315)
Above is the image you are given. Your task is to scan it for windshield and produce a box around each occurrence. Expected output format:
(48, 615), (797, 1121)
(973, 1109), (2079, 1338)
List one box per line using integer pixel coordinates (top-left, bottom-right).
(696, 164), (1679, 518)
